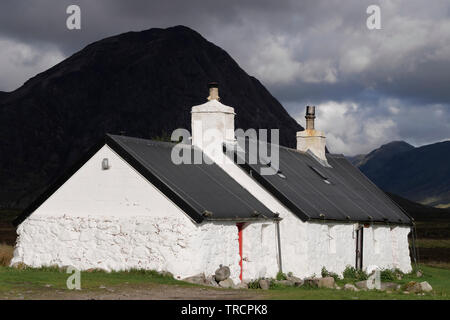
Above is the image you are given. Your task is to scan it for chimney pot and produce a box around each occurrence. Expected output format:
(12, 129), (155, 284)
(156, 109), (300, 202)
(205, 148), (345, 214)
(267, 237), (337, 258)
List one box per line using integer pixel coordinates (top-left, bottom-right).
(207, 82), (220, 101)
(305, 105), (316, 130)
(296, 105), (328, 165)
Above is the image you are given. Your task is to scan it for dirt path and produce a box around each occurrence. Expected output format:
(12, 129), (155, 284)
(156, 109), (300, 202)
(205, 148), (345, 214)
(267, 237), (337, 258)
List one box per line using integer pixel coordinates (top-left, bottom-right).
(2, 283), (267, 300)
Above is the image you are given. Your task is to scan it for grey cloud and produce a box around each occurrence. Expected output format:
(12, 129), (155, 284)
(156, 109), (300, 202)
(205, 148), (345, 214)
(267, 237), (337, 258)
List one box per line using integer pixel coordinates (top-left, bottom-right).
(0, 0), (449, 154)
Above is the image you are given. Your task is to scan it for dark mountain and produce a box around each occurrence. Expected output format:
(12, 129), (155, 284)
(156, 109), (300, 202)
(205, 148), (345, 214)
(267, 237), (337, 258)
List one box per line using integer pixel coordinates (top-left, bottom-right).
(351, 141), (415, 168)
(0, 26), (302, 209)
(353, 141), (450, 207)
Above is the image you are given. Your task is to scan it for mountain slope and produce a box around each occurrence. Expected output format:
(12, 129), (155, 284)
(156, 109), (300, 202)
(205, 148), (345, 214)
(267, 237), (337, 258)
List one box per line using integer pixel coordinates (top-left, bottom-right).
(357, 141), (450, 207)
(354, 141), (415, 168)
(0, 26), (302, 209)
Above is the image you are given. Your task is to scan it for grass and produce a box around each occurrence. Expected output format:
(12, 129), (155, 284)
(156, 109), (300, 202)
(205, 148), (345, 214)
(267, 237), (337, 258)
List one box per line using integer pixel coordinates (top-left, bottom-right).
(0, 243), (13, 266)
(414, 239), (450, 248)
(0, 263), (449, 300)
(0, 266), (193, 295)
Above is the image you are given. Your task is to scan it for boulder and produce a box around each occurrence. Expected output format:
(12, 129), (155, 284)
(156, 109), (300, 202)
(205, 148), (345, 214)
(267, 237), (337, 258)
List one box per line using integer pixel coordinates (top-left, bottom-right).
(218, 278), (234, 289)
(303, 278), (320, 288)
(234, 282), (248, 289)
(380, 282), (401, 291)
(318, 277), (335, 288)
(405, 281), (421, 293)
(416, 270), (423, 278)
(286, 275), (304, 287)
(206, 275), (219, 287)
(355, 280), (371, 289)
(344, 284), (359, 291)
(183, 273), (207, 285)
(275, 280), (295, 287)
(259, 279), (270, 290)
(419, 281), (433, 292)
(215, 265), (231, 282)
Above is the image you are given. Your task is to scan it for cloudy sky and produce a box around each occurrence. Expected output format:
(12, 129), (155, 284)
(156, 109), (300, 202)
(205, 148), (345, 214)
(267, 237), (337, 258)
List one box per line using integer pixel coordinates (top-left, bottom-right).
(0, 0), (449, 155)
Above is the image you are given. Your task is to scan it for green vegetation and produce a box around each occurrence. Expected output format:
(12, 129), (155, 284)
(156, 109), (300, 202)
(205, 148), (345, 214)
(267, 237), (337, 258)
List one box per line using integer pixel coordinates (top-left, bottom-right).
(321, 267), (339, 282)
(276, 271), (287, 281)
(342, 265), (368, 281)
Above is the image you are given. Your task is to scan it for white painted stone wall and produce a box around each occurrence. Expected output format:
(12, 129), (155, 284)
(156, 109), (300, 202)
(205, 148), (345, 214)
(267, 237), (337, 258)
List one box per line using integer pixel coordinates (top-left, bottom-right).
(12, 215), (245, 281)
(11, 144), (279, 282)
(363, 225), (412, 273)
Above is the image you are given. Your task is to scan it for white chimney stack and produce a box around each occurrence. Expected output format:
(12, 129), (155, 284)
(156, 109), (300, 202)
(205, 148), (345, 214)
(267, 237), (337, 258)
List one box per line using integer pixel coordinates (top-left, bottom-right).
(296, 106), (328, 164)
(191, 82), (236, 149)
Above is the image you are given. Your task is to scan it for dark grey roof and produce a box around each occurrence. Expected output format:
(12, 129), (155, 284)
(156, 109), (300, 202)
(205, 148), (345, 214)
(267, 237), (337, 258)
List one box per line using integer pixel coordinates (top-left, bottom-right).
(228, 142), (412, 225)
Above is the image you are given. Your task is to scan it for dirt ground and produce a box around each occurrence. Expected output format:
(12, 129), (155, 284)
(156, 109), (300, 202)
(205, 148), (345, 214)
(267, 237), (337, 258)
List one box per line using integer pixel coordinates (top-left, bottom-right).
(1, 283), (266, 300)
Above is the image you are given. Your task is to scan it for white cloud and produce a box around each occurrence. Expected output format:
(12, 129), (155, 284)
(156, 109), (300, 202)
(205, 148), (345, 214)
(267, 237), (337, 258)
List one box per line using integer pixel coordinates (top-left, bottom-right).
(295, 100), (401, 155)
(0, 37), (64, 91)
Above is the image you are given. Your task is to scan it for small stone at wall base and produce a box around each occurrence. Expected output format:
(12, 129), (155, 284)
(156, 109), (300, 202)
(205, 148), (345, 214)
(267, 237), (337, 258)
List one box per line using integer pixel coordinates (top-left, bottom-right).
(206, 275), (219, 287)
(219, 278), (234, 289)
(183, 273), (207, 285)
(318, 277), (335, 288)
(287, 276), (304, 287)
(380, 282), (401, 291)
(234, 282), (248, 289)
(215, 265), (231, 282)
(259, 279), (270, 290)
(303, 278), (319, 288)
(344, 284), (359, 291)
(275, 280), (295, 287)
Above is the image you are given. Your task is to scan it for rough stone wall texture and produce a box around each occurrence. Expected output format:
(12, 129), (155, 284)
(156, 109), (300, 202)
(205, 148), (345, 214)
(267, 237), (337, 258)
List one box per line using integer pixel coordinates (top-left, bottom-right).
(11, 215), (247, 282)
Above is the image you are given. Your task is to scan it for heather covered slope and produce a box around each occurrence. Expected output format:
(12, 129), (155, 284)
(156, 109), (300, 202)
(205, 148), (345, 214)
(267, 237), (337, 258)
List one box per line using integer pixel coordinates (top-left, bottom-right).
(0, 26), (302, 209)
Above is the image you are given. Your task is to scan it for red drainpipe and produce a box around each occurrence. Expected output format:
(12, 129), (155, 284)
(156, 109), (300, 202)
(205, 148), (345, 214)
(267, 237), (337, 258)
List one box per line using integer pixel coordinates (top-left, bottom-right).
(237, 223), (244, 281)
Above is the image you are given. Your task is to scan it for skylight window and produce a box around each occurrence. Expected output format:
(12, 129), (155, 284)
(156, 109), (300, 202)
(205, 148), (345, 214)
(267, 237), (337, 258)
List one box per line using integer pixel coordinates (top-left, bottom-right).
(309, 165), (331, 184)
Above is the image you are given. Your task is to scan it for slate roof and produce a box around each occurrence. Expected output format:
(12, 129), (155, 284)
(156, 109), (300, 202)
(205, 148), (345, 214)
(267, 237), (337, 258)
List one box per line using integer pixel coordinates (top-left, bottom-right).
(13, 135), (276, 226)
(227, 141), (412, 225)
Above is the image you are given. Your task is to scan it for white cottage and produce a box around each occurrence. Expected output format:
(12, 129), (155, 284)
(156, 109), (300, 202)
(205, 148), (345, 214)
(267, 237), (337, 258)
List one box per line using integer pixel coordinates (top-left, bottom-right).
(11, 83), (413, 283)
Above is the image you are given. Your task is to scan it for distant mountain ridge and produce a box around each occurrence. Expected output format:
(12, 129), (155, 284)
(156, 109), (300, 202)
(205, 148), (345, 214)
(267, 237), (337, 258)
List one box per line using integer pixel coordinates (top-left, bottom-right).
(0, 25), (303, 209)
(350, 140), (450, 207)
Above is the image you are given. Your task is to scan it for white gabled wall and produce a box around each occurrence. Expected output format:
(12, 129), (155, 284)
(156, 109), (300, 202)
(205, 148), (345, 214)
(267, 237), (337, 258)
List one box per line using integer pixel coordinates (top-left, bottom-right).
(31, 145), (188, 218)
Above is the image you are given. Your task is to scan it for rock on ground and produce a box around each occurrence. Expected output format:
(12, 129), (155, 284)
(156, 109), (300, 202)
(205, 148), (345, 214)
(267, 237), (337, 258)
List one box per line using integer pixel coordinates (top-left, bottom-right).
(215, 266), (231, 282)
(405, 281), (421, 293)
(259, 279), (270, 290)
(303, 278), (319, 288)
(286, 276), (304, 287)
(318, 277), (335, 289)
(275, 280), (295, 287)
(419, 281), (433, 292)
(380, 282), (401, 291)
(218, 278), (234, 289)
(344, 284), (359, 291)
(183, 273), (207, 285)
(234, 282), (248, 289)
